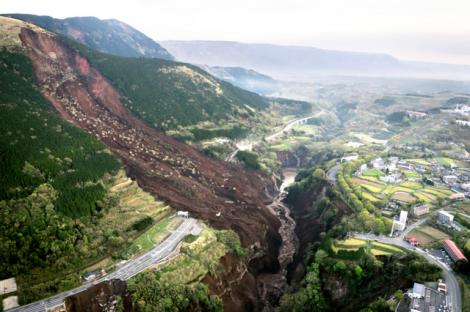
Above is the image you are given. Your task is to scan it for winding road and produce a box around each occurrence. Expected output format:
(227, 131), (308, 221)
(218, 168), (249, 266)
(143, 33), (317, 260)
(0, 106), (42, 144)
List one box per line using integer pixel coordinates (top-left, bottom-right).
(226, 114), (320, 162)
(354, 217), (461, 312)
(9, 218), (198, 312)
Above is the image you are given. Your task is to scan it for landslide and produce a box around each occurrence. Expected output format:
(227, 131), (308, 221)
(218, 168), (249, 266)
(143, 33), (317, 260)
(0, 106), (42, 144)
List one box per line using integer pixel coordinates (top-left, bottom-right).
(19, 27), (281, 310)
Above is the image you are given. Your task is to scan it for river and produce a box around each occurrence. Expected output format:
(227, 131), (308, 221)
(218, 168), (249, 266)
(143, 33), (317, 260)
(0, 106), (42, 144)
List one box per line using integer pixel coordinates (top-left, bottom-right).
(269, 168), (299, 272)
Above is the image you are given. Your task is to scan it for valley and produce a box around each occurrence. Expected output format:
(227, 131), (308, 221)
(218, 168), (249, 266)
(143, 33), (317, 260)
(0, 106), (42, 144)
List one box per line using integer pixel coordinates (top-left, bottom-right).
(1, 10), (470, 312)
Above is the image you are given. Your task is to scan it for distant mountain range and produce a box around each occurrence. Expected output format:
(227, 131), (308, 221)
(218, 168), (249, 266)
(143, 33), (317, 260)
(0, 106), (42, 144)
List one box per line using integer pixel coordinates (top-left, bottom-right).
(161, 40), (470, 81)
(4, 14), (173, 60)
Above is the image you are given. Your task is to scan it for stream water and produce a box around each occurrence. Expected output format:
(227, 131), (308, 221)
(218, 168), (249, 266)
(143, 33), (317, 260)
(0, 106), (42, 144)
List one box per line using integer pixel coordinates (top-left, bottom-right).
(269, 168), (299, 273)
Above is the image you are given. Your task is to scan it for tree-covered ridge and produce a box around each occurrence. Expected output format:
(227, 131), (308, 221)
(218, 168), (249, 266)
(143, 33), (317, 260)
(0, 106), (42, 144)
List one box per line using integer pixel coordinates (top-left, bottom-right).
(0, 49), (127, 299)
(0, 49), (120, 217)
(4, 14), (174, 60)
(66, 38), (269, 131)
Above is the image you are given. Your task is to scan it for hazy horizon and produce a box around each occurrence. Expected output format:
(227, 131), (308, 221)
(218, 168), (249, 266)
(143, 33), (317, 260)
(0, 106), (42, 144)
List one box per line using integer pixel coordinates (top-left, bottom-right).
(2, 0), (470, 65)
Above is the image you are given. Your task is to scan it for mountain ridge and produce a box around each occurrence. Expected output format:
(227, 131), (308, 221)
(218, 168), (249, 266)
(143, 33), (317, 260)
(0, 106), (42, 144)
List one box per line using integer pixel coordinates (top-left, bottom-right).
(161, 40), (470, 81)
(3, 13), (174, 60)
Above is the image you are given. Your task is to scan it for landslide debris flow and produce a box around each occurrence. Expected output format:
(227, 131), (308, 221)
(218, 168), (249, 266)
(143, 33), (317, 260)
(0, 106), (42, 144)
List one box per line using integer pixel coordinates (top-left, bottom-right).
(19, 27), (283, 310)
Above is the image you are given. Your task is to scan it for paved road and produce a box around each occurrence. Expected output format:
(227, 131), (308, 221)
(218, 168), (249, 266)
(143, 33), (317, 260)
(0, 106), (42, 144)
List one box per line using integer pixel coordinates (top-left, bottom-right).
(226, 114), (321, 162)
(9, 218), (197, 312)
(354, 222), (461, 312)
(326, 164), (340, 182)
(265, 115), (319, 141)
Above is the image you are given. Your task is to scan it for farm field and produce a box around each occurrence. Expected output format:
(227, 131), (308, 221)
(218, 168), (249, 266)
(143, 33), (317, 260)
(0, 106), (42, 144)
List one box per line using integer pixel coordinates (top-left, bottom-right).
(350, 166), (454, 206)
(333, 238), (404, 256)
(126, 216), (181, 256)
(408, 225), (450, 247)
(157, 225), (229, 284)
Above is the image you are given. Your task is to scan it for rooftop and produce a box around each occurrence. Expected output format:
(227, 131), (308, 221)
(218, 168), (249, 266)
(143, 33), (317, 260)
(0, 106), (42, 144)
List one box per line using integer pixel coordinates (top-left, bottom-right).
(443, 239), (468, 262)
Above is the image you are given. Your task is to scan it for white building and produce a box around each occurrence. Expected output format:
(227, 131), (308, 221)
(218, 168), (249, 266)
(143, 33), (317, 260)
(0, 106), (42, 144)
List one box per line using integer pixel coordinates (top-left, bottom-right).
(0, 278), (17, 296)
(392, 210), (408, 232)
(443, 175), (458, 185)
(462, 183), (470, 192)
(371, 157), (385, 169)
(177, 211), (189, 218)
(438, 210), (454, 224)
(410, 283), (425, 299)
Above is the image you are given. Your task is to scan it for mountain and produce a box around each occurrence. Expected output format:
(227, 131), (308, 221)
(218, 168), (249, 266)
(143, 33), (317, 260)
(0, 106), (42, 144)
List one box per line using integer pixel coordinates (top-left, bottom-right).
(161, 40), (470, 81)
(4, 14), (173, 60)
(0, 16), (281, 308)
(202, 65), (279, 95)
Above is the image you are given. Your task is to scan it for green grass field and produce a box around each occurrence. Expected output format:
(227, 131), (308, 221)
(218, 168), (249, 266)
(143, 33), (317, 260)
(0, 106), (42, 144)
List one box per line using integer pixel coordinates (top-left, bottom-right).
(158, 225), (228, 284)
(333, 238), (404, 256)
(363, 168), (384, 177)
(126, 217), (177, 256)
(402, 170), (421, 178)
(435, 157), (455, 167)
(406, 158), (431, 166)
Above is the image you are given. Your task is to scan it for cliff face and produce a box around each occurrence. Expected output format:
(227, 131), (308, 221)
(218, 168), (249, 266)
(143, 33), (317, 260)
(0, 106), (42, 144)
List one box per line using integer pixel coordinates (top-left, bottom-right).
(284, 180), (353, 283)
(19, 27), (281, 310)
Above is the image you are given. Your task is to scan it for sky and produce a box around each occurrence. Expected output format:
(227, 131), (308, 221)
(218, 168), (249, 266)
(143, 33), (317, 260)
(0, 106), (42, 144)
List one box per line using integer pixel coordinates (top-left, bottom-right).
(2, 0), (470, 64)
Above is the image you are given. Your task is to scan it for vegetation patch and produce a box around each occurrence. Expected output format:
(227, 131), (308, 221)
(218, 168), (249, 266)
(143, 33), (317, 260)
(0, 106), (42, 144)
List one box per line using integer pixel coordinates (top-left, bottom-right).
(362, 168), (384, 178)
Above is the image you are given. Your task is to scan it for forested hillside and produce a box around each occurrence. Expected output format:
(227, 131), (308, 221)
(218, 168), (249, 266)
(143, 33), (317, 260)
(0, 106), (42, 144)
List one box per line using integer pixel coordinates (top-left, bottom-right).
(66, 38), (269, 134)
(4, 14), (174, 60)
(0, 48), (123, 299)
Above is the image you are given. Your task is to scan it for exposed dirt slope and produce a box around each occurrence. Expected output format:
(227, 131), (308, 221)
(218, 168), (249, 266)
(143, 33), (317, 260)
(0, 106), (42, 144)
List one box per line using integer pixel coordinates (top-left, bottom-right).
(19, 27), (281, 310)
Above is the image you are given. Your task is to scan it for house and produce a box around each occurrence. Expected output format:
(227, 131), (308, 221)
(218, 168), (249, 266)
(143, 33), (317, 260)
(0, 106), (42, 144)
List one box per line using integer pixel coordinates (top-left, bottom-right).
(407, 111), (428, 119)
(380, 174), (400, 184)
(437, 281), (447, 294)
(443, 175), (458, 185)
(455, 119), (470, 127)
(462, 183), (470, 192)
(437, 210), (454, 224)
(371, 157), (385, 169)
(412, 205), (429, 217)
(357, 164), (368, 175)
(397, 161), (413, 170)
(407, 282), (448, 312)
(442, 239), (468, 262)
(449, 193), (465, 201)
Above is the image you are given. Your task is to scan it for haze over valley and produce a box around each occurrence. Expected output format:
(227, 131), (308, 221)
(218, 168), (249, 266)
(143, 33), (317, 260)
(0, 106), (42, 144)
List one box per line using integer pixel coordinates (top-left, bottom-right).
(1, 1), (470, 312)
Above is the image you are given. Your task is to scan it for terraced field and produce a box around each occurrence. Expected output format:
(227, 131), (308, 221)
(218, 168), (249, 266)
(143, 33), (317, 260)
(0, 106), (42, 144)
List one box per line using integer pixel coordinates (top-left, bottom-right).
(350, 171), (453, 205)
(333, 238), (404, 256)
(408, 225), (450, 247)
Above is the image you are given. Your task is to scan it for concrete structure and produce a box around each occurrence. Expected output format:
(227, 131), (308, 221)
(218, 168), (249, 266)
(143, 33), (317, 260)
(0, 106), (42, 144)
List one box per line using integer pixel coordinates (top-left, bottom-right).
(443, 239), (468, 262)
(392, 210), (408, 232)
(3, 296), (19, 310)
(413, 205), (429, 217)
(438, 210), (454, 224)
(408, 282), (448, 312)
(177, 211), (189, 218)
(0, 278), (17, 296)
